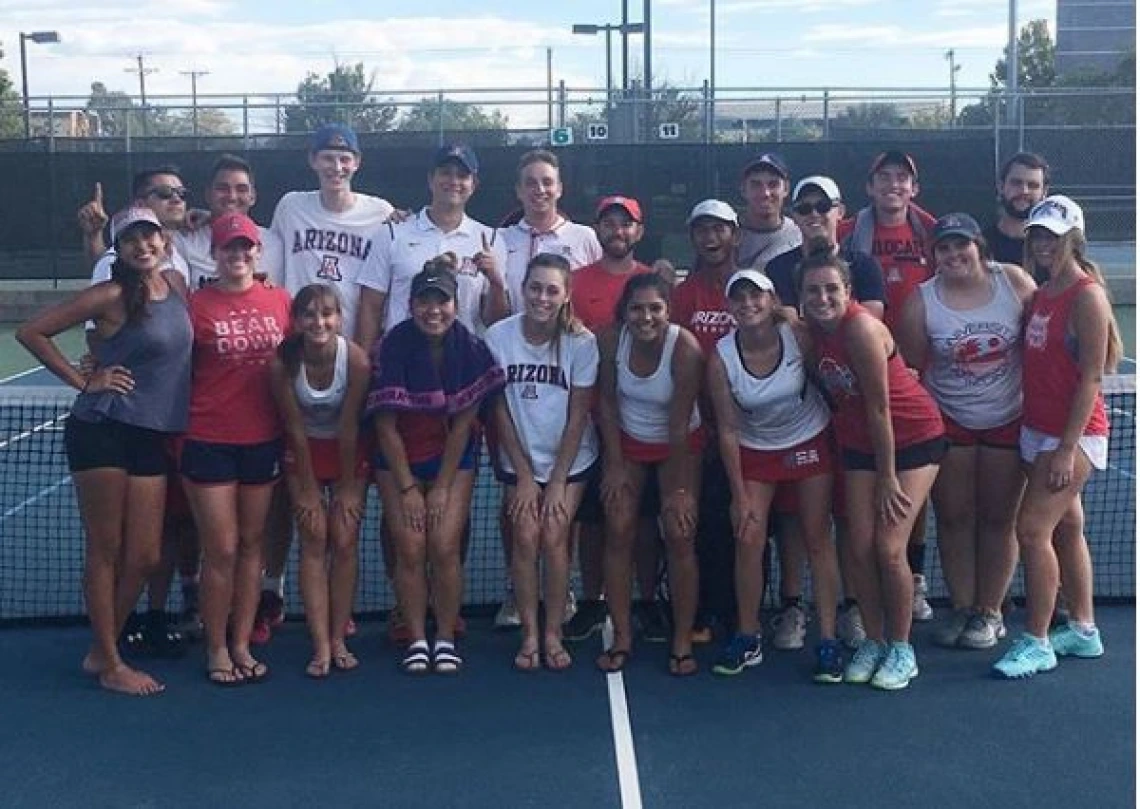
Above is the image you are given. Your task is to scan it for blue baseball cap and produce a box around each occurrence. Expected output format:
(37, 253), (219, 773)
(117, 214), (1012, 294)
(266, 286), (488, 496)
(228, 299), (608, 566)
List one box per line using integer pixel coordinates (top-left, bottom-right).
(433, 143), (479, 174)
(311, 123), (360, 154)
(741, 152), (790, 180)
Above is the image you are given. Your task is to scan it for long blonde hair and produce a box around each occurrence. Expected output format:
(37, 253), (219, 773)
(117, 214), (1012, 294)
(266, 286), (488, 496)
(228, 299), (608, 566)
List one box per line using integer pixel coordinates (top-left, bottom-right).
(1030, 229), (1123, 372)
(522, 252), (583, 364)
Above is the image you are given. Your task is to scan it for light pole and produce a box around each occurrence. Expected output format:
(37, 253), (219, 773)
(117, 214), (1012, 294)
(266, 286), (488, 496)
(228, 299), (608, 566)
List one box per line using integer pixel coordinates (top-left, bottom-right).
(572, 21), (645, 113)
(945, 49), (961, 124)
(19, 30), (61, 139)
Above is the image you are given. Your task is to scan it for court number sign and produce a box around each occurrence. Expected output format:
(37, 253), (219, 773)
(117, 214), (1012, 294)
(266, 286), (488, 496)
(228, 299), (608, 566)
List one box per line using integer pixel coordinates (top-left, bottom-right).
(586, 123), (609, 141)
(550, 127), (574, 146)
(658, 122), (680, 140)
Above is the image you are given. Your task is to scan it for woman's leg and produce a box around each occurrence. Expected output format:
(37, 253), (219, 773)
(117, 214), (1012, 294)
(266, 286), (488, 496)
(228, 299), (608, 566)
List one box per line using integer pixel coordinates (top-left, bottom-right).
(426, 471), (476, 641)
(841, 471), (883, 641)
(734, 482), (775, 638)
(931, 445), (979, 611)
(508, 486), (542, 668)
(294, 479), (331, 671)
(660, 456), (701, 670)
(973, 445), (1024, 613)
(1051, 497), (1094, 625)
(876, 465), (942, 643)
(376, 472), (428, 643)
(329, 478), (366, 667)
(795, 473), (839, 640)
(185, 481), (242, 681)
(229, 482), (276, 675)
(600, 462), (648, 661)
(541, 482), (587, 668)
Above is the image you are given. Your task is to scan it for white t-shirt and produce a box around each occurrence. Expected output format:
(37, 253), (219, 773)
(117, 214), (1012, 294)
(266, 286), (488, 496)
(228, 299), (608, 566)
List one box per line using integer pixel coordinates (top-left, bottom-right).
(497, 219), (602, 314)
(261, 191), (395, 340)
(484, 314), (600, 483)
(358, 208), (506, 335)
(173, 224), (269, 290)
(736, 217), (802, 271)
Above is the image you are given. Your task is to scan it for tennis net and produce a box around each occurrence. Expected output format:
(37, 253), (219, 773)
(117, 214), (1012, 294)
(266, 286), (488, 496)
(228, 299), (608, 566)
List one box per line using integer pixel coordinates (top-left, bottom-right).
(0, 376), (1134, 624)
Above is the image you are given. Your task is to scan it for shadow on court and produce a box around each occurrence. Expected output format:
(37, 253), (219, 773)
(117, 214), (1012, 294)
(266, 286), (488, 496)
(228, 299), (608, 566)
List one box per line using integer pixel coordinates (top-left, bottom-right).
(0, 606), (1133, 809)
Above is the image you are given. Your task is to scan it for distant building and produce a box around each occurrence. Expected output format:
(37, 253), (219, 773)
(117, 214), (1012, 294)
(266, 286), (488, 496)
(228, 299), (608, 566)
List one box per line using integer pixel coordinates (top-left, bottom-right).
(1055, 0), (1136, 77)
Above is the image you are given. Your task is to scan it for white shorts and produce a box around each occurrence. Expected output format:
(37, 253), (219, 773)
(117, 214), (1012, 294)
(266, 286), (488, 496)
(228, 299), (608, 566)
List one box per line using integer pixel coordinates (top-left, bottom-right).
(1019, 426), (1108, 471)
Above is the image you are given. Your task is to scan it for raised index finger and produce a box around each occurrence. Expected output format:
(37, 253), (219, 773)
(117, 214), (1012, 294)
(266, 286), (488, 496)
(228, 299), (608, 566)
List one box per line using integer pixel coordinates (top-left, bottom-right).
(94, 182), (103, 205)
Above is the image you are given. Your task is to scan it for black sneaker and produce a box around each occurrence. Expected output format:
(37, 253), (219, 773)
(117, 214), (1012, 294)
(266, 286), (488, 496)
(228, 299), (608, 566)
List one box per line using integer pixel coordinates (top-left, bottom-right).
(563, 599), (607, 641)
(635, 600), (670, 643)
(141, 609), (187, 659)
(119, 612), (145, 655)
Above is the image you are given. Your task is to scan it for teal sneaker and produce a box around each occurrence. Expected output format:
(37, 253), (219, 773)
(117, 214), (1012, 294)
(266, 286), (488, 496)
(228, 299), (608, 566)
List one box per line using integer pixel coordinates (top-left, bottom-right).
(844, 639), (886, 684)
(712, 632), (762, 676)
(1049, 623), (1104, 658)
(871, 642), (919, 690)
(813, 639), (845, 684)
(992, 634), (1058, 679)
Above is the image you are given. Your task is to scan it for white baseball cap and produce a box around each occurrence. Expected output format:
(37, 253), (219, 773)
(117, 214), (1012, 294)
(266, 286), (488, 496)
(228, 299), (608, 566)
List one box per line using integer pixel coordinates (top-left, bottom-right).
(725, 268), (775, 297)
(110, 206), (163, 245)
(792, 175), (842, 203)
(1026, 194), (1085, 235)
(687, 199), (739, 227)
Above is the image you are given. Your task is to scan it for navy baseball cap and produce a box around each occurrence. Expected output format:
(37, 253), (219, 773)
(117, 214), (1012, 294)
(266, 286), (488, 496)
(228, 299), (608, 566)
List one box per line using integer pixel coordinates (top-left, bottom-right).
(411, 266), (458, 300)
(868, 150), (918, 179)
(933, 213), (982, 244)
(311, 123), (360, 154)
(433, 144), (479, 174)
(741, 152), (790, 180)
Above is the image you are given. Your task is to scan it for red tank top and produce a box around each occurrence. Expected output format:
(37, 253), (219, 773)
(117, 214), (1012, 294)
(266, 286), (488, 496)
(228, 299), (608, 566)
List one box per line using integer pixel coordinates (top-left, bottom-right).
(812, 303), (944, 453)
(1022, 276), (1109, 437)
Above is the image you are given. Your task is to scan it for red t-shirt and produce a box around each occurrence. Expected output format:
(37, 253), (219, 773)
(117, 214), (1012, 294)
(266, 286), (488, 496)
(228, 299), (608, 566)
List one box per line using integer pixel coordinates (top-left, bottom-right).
(670, 270), (734, 356)
(812, 303), (944, 454)
(570, 260), (653, 333)
(838, 208), (936, 333)
(1023, 277), (1109, 437)
(187, 283), (291, 443)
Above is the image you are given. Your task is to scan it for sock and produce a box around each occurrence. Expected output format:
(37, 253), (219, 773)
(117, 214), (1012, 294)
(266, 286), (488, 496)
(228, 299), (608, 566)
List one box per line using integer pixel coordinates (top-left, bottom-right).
(907, 543), (927, 576)
(1071, 620), (1097, 636)
(262, 575), (284, 596)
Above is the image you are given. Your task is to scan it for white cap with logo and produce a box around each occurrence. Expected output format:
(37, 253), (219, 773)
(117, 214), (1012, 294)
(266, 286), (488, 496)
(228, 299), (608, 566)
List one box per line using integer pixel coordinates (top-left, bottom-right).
(725, 268), (775, 297)
(687, 199), (739, 227)
(792, 175), (842, 203)
(1026, 194), (1085, 235)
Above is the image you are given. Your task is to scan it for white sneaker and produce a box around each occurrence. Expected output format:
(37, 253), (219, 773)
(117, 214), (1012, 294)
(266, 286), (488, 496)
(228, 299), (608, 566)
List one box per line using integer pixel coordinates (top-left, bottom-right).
(912, 574), (934, 622)
(837, 602), (867, 650)
(771, 604), (807, 650)
(494, 590), (521, 629)
(562, 589), (578, 624)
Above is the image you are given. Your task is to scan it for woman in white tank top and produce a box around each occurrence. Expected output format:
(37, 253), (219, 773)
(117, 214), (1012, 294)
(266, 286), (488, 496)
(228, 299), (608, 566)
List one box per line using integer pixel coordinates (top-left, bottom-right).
(597, 273), (704, 675)
(486, 253), (599, 672)
(896, 214), (1037, 651)
(270, 284), (371, 678)
(706, 269), (844, 683)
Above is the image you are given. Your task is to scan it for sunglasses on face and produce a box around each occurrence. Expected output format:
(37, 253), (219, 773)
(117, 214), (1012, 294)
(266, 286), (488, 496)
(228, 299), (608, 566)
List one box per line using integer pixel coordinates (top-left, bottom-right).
(147, 186), (189, 201)
(792, 199), (836, 216)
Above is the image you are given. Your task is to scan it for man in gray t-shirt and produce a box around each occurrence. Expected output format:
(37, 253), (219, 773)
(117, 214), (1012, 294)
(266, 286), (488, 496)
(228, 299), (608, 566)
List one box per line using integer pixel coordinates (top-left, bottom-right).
(735, 152), (802, 270)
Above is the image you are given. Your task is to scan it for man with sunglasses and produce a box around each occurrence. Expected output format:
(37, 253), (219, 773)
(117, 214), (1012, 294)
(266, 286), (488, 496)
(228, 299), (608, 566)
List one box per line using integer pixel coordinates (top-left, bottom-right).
(735, 153), (802, 271)
(760, 175), (885, 651)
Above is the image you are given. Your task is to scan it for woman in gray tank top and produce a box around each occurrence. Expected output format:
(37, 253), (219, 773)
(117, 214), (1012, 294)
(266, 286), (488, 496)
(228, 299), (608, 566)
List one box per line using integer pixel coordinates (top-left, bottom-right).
(897, 214), (1036, 652)
(17, 207), (191, 697)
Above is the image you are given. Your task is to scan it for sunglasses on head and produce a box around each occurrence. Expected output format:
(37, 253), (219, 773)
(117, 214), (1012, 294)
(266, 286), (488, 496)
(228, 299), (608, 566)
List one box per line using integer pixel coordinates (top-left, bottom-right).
(792, 199), (836, 216)
(147, 186), (189, 201)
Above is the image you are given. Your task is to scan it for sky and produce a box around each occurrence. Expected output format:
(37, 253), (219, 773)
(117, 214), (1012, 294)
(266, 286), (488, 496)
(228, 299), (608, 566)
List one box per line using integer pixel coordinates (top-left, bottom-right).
(0, 0), (1057, 128)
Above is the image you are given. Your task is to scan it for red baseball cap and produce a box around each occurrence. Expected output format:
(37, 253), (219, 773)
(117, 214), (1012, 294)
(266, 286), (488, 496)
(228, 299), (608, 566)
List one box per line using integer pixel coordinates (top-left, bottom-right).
(211, 212), (262, 249)
(868, 150), (918, 180)
(596, 195), (643, 223)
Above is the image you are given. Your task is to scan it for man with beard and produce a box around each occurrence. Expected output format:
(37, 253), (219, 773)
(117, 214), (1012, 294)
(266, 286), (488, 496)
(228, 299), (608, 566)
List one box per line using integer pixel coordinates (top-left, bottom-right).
(671, 200), (743, 641)
(563, 196), (664, 643)
(983, 152), (1050, 266)
(736, 153), (801, 271)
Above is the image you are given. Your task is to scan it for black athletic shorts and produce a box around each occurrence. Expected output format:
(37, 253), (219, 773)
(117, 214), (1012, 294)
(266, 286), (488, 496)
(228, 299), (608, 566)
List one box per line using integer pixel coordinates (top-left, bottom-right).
(180, 438), (282, 485)
(64, 415), (170, 476)
(842, 436), (950, 473)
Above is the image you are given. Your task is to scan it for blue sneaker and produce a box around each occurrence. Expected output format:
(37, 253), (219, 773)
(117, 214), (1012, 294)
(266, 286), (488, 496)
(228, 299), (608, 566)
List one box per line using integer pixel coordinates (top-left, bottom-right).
(844, 639), (886, 684)
(992, 634), (1058, 679)
(871, 642), (919, 690)
(813, 639), (844, 684)
(712, 632), (762, 676)
(1049, 623), (1104, 658)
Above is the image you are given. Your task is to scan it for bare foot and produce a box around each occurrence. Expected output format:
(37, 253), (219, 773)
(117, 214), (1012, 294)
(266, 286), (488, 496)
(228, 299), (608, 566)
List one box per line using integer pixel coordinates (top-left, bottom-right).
(331, 642), (359, 672)
(82, 650), (107, 676)
(99, 663), (165, 696)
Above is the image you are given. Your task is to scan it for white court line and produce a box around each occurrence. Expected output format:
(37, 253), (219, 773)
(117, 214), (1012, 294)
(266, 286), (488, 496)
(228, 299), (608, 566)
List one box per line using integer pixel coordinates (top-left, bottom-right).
(0, 366), (46, 385)
(602, 618), (643, 809)
(0, 475), (72, 520)
(0, 413), (68, 450)
(1108, 464), (1136, 481)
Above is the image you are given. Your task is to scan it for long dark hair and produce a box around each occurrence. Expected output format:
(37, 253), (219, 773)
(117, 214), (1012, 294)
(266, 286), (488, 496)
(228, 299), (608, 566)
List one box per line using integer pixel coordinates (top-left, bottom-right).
(795, 237), (851, 295)
(522, 252), (583, 364)
(614, 272), (673, 326)
(277, 283), (343, 378)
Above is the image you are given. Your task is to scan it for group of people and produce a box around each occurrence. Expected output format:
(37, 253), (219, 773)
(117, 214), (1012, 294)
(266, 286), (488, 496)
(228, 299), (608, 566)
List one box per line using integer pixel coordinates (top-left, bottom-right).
(16, 124), (1120, 695)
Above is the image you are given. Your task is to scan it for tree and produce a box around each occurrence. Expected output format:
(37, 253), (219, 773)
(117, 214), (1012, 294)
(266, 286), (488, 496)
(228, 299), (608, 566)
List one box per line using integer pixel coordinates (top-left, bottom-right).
(395, 98), (510, 143)
(85, 81), (147, 137)
(164, 107), (236, 136)
(834, 102), (905, 129)
(282, 62), (397, 134)
(0, 44), (24, 138)
(958, 19), (1055, 125)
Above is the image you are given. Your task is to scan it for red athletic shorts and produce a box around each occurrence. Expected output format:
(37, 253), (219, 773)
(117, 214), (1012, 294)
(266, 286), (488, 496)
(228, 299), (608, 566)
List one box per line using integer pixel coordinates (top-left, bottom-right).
(620, 428), (705, 464)
(282, 437), (370, 483)
(942, 414), (1020, 449)
(771, 432), (845, 518)
(739, 429), (834, 484)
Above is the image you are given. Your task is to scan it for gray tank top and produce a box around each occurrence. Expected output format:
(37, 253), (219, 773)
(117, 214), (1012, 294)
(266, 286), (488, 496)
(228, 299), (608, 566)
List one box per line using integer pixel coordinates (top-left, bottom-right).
(72, 283), (193, 433)
(919, 263), (1022, 430)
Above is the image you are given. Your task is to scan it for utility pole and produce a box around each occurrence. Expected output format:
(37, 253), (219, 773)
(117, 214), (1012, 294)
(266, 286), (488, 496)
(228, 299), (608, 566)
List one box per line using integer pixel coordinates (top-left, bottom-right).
(125, 54), (158, 135)
(1006, 0), (1019, 126)
(621, 0), (630, 91)
(945, 49), (961, 125)
(180, 68), (210, 137)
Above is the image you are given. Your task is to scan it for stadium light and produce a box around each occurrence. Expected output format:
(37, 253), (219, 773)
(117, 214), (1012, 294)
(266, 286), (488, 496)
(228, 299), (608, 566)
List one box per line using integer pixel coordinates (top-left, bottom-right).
(572, 21), (646, 109)
(20, 31), (61, 140)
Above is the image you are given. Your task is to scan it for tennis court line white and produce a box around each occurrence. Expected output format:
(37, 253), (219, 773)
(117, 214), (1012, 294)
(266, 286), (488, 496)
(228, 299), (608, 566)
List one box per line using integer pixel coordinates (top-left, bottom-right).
(1108, 463), (1135, 481)
(0, 366), (45, 385)
(0, 475), (71, 521)
(602, 618), (643, 809)
(0, 413), (68, 451)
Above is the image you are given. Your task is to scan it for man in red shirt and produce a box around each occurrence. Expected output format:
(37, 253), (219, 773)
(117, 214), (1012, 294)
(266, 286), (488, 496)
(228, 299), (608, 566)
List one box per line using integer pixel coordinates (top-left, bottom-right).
(837, 150), (938, 622)
(671, 199), (741, 640)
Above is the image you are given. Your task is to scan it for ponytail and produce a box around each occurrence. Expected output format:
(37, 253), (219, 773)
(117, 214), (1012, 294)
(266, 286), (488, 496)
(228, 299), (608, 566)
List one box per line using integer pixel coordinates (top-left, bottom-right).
(1073, 254), (1124, 372)
(110, 256), (149, 324)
